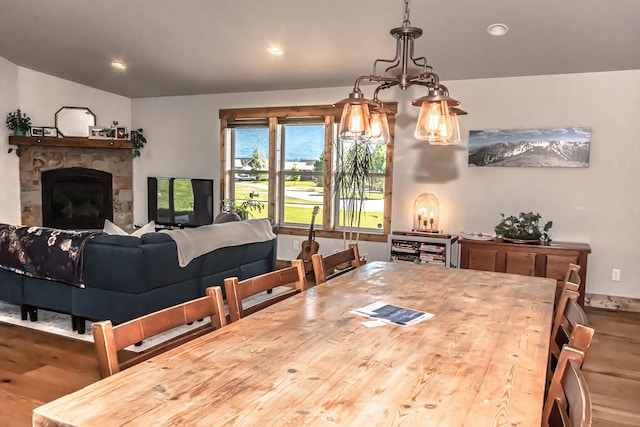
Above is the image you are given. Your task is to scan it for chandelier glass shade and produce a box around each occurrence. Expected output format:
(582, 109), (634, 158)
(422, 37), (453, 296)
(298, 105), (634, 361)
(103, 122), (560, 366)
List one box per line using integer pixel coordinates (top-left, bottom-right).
(336, 0), (464, 145)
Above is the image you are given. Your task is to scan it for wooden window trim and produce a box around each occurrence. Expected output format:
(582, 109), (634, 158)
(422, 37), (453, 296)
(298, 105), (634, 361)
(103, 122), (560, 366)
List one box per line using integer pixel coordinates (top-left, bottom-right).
(220, 104), (395, 240)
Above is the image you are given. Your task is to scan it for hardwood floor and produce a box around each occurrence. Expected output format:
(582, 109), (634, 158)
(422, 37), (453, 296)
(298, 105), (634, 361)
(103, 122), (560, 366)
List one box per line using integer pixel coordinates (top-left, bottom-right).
(582, 308), (640, 426)
(0, 307), (638, 426)
(0, 322), (100, 427)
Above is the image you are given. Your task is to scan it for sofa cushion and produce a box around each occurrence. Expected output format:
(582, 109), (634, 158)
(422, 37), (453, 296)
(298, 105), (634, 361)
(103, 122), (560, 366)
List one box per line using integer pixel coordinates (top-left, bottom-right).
(103, 219), (156, 237)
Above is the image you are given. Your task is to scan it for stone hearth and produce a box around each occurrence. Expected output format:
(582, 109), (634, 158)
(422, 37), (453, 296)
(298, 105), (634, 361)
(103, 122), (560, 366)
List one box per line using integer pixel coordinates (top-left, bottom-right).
(18, 147), (133, 229)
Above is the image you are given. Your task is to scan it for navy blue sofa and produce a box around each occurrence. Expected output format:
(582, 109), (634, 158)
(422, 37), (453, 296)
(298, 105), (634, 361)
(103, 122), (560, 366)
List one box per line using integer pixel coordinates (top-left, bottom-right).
(0, 229), (277, 333)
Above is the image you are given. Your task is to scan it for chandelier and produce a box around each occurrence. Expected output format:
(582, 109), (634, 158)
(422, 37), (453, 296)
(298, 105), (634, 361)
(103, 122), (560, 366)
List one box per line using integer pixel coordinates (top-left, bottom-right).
(335, 0), (465, 145)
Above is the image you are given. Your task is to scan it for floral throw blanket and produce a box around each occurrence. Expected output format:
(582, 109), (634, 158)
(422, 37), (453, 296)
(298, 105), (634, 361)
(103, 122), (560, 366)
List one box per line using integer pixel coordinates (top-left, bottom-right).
(0, 224), (101, 287)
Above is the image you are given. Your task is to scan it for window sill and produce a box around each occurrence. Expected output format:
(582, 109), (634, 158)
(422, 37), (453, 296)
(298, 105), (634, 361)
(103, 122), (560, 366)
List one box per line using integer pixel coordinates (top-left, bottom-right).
(278, 226), (388, 243)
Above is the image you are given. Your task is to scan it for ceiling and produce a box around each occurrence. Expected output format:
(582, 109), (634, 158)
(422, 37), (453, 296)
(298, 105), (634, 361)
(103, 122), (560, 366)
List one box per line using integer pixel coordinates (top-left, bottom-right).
(1, 0), (638, 99)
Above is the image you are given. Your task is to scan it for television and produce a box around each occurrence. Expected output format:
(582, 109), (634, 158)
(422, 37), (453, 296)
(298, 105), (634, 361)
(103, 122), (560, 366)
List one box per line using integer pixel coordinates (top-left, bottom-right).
(147, 177), (214, 228)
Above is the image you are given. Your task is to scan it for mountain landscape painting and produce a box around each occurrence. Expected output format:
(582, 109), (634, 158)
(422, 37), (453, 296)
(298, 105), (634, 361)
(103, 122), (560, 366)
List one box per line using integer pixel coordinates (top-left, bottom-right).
(468, 127), (591, 168)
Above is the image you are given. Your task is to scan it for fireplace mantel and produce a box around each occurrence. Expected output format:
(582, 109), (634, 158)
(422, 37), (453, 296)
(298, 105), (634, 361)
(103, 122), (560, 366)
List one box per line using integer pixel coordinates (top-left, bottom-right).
(9, 135), (134, 149)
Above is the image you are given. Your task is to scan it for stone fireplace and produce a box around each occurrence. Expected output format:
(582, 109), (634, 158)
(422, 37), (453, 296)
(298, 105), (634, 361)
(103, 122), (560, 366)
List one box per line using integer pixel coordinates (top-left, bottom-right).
(18, 146), (133, 230)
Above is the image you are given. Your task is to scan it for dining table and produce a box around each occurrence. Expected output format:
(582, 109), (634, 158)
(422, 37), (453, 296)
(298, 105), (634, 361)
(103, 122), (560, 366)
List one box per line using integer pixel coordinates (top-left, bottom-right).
(33, 261), (556, 426)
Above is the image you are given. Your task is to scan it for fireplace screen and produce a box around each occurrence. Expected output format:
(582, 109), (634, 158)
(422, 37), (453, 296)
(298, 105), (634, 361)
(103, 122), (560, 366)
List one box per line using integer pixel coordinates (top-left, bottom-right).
(41, 167), (113, 230)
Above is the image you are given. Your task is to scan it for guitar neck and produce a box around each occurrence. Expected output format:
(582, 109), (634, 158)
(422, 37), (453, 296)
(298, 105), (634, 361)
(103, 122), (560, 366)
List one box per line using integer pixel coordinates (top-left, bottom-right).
(307, 207), (319, 241)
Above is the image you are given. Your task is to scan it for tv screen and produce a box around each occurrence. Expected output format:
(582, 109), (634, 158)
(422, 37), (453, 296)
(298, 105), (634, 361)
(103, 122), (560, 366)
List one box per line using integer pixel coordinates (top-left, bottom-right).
(147, 177), (214, 228)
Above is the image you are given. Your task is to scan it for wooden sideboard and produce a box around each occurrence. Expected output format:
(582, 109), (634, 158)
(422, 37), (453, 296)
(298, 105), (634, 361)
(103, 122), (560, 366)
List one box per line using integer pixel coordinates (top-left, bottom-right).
(459, 239), (591, 306)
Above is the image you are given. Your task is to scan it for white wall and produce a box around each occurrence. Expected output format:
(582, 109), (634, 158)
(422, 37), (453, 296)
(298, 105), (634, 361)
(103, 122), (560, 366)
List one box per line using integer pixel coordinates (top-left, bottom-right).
(132, 70), (640, 300)
(0, 57), (20, 224)
(0, 65), (131, 224)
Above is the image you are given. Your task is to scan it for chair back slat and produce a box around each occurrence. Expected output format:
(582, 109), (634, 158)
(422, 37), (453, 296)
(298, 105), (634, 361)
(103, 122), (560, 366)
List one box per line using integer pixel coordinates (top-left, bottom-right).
(311, 243), (362, 284)
(565, 298), (589, 327)
(92, 286), (227, 378)
(563, 359), (592, 427)
(555, 263), (581, 306)
(543, 346), (592, 427)
(568, 324), (595, 356)
(236, 264), (305, 299)
(548, 288), (594, 385)
(551, 290), (580, 350)
(564, 263), (581, 286)
(224, 259), (306, 322)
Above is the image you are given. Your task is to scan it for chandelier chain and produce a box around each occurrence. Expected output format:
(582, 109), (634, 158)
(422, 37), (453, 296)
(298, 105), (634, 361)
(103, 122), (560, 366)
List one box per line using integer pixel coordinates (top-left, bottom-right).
(403, 0), (411, 26)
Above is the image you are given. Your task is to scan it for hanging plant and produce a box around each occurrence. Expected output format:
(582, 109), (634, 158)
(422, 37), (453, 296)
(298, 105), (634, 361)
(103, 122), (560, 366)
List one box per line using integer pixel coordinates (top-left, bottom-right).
(334, 140), (375, 242)
(129, 128), (147, 157)
(7, 145), (28, 157)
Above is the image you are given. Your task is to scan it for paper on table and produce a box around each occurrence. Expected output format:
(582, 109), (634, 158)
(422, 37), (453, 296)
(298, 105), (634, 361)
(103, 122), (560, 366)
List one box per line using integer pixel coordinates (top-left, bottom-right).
(350, 301), (434, 327)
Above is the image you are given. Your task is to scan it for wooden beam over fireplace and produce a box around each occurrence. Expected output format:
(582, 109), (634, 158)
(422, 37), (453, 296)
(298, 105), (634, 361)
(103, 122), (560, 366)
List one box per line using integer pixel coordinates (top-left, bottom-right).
(9, 136), (134, 149)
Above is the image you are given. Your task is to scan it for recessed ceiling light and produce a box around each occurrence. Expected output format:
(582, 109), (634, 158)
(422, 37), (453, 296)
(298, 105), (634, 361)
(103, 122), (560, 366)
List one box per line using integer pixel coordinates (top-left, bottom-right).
(268, 46), (283, 56)
(487, 23), (509, 37)
(111, 60), (127, 71)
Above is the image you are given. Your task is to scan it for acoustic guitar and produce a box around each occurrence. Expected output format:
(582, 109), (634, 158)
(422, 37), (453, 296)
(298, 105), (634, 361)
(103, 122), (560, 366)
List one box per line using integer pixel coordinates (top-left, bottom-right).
(297, 206), (320, 272)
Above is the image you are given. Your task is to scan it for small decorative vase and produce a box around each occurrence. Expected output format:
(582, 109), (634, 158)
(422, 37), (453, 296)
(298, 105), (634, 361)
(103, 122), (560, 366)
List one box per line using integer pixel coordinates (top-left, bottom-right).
(13, 128), (26, 136)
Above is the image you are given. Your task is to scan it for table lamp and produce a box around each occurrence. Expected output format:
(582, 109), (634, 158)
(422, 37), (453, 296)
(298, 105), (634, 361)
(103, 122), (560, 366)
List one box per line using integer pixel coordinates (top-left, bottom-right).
(413, 193), (440, 233)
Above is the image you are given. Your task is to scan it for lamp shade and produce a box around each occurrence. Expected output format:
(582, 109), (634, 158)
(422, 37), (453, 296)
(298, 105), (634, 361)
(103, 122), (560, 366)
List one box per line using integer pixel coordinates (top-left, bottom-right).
(412, 88), (460, 144)
(339, 103), (371, 141)
(413, 193), (440, 232)
(368, 110), (390, 144)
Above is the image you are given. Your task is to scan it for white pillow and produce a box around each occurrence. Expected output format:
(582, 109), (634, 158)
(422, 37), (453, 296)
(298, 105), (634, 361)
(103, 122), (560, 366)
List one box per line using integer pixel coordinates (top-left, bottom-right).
(103, 220), (156, 237)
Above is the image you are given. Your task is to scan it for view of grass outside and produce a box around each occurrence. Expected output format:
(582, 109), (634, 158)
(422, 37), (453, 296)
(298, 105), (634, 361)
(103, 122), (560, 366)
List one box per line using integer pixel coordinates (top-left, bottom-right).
(156, 179), (196, 217)
(235, 181), (384, 228)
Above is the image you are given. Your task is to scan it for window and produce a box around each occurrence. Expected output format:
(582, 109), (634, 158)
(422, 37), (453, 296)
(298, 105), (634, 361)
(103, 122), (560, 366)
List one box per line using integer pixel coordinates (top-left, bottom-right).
(227, 124), (269, 219)
(220, 104), (395, 242)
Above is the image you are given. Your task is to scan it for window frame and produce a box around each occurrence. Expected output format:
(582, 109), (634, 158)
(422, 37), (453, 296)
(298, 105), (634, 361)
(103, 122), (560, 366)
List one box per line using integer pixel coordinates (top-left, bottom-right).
(219, 104), (395, 242)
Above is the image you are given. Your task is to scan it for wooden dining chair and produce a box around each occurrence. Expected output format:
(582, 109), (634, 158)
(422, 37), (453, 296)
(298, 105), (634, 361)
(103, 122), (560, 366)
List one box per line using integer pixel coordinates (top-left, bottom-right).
(542, 345), (592, 427)
(311, 243), (362, 284)
(548, 289), (594, 381)
(92, 286), (227, 378)
(224, 259), (306, 322)
(555, 263), (581, 306)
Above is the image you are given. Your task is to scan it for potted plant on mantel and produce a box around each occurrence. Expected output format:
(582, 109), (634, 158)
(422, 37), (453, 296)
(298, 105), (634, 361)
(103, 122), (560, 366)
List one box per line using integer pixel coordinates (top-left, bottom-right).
(5, 109), (32, 156)
(5, 109), (31, 136)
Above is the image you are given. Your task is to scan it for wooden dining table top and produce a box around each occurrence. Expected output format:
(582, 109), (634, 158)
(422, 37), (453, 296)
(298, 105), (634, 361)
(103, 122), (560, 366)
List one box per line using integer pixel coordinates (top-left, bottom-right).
(33, 261), (556, 427)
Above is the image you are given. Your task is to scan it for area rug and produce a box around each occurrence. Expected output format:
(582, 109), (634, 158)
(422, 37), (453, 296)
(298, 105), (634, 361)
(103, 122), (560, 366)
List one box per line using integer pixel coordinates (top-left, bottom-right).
(0, 286), (293, 352)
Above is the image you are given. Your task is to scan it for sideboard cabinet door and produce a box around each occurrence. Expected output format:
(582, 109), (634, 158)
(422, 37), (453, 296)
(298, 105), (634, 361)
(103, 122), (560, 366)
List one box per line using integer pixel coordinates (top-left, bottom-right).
(505, 251), (537, 276)
(467, 248), (498, 272)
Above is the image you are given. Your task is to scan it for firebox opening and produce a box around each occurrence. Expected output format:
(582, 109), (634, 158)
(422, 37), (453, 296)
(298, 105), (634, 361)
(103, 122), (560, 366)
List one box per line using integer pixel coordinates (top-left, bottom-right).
(42, 167), (113, 230)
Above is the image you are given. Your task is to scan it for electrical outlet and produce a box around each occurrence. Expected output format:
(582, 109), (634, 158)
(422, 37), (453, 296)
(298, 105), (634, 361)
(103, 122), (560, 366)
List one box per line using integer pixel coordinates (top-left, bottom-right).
(612, 269), (621, 281)
(293, 240), (300, 250)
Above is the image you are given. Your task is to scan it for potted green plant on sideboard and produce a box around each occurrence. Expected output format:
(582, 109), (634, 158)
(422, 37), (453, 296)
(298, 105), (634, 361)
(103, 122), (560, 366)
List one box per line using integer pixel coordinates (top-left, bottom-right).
(494, 211), (553, 243)
(5, 109), (31, 136)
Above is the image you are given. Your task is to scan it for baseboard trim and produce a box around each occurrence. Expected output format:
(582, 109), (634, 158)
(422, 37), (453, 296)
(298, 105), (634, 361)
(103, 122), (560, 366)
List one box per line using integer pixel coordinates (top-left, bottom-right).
(585, 293), (640, 313)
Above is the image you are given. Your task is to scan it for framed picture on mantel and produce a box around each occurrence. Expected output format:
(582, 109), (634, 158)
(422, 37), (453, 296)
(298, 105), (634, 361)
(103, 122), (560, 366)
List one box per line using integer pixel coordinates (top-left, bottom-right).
(89, 126), (107, 139)
(43, 127), (58, 137)
(468, 127), (591, 168)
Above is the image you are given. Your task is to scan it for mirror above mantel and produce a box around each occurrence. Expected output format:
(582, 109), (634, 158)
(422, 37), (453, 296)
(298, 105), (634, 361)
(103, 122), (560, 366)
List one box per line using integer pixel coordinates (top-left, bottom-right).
(55, 106), (96, 137)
